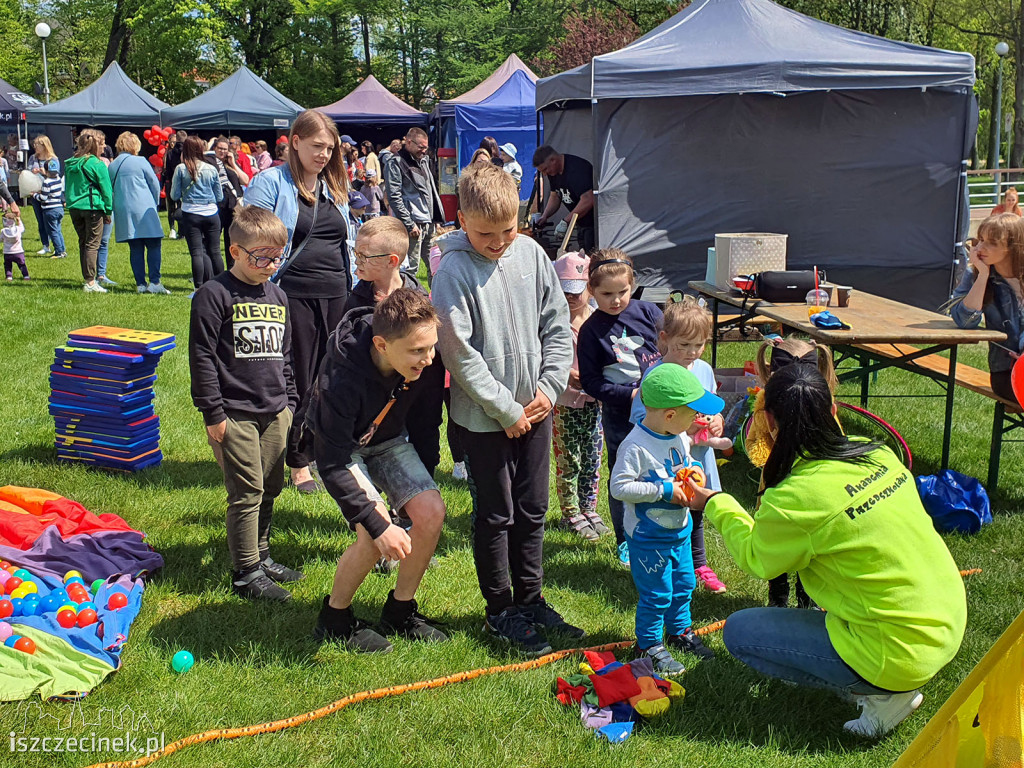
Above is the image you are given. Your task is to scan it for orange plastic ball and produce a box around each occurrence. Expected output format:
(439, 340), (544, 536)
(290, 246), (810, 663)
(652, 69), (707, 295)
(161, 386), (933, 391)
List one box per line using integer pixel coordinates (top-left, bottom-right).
(13, 636), (36, 654)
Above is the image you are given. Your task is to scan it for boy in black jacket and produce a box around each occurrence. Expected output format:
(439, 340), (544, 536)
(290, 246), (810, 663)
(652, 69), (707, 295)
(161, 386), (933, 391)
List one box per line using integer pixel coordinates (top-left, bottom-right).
(308, 289), (447, 652)
(189, 206), (301, 602)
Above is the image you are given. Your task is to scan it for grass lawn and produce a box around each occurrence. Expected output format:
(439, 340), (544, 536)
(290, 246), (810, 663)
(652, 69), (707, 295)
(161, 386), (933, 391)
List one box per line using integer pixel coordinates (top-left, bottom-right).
(0, 211), (1021, 768)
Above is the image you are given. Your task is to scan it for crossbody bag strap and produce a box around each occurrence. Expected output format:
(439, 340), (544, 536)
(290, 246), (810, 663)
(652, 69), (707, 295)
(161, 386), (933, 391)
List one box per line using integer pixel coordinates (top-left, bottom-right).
(271, 179), (320, 284)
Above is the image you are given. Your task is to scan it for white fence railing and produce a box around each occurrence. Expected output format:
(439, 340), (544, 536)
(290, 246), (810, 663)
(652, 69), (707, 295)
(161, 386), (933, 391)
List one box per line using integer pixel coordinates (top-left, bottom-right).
(967, 169), (1024, 211)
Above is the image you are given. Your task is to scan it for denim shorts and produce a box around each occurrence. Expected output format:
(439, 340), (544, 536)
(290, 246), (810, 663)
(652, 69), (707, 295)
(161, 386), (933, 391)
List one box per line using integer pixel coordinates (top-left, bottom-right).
(345, 435), (437, 527)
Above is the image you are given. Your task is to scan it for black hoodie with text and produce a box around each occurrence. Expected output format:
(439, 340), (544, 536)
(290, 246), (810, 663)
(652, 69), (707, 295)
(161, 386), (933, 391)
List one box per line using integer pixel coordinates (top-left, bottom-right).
(305, 307), (443, 538)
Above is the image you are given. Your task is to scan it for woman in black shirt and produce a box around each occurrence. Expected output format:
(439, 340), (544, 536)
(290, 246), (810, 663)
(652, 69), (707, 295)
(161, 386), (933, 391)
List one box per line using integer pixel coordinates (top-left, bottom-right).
(243, 110), (351, 493)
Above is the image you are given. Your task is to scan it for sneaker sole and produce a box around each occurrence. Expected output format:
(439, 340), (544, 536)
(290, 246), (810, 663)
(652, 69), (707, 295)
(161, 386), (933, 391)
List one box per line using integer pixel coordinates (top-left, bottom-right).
(844, 692), (923, 737)
(484, 621), (552, 657)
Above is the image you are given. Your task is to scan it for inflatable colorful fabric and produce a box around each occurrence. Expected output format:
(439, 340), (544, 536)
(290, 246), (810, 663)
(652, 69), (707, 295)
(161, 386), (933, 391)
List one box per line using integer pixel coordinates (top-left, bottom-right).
(0, 486), (162, 701)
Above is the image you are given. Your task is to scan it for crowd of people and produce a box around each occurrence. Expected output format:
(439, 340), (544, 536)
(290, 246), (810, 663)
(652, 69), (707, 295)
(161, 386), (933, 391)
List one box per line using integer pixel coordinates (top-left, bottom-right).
(179, 112), (974, 741)
(4, 110), (1008, 742)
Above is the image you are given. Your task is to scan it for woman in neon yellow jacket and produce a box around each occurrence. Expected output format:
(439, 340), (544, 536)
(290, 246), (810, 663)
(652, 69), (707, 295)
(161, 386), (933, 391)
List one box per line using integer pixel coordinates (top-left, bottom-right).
(687, 364), (966, 739)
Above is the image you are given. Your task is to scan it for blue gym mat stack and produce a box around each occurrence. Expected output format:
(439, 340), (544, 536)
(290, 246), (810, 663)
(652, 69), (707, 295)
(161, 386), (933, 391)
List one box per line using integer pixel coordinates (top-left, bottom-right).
(49, 326), (176, 470)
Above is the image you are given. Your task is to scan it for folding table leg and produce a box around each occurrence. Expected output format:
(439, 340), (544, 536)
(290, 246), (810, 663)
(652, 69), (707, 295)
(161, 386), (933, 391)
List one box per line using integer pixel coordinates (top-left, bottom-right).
(941, 346), (957, 470)
(711, 299), (719, 369)
(859, 353), (870, 407)
(988, 402), (1004, 492)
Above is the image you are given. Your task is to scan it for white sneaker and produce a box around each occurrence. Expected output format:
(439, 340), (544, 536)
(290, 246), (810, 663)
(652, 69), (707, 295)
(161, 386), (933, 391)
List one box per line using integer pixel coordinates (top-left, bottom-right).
(137, 284), (149, 293)
(36, 248), (50, 255)
(83, 282), (107, 294)
(843, 690), (923, 738)
(147, 282), (171, 294)
(452, 461), (467, 480)
(98, 276), (118, 287)
(168, 230), (178, 240)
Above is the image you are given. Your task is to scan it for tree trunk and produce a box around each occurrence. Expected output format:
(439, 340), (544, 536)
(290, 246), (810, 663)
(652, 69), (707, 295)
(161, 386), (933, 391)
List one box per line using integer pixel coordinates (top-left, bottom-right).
(104, 0), (132, 68)
(360, 14), (372, 77)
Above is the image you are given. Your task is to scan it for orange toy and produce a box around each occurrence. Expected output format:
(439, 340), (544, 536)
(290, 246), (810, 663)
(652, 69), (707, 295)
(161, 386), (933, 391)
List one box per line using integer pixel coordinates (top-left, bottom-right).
(674, 466), (707, 504)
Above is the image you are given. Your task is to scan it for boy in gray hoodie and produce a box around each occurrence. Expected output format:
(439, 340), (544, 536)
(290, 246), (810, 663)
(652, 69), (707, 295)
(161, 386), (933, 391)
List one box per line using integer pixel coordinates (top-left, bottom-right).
(432, 164), (580, 656)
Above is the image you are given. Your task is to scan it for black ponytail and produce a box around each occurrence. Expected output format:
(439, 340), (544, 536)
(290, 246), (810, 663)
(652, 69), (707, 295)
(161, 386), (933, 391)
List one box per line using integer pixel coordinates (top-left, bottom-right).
(761, 365), (881, 490)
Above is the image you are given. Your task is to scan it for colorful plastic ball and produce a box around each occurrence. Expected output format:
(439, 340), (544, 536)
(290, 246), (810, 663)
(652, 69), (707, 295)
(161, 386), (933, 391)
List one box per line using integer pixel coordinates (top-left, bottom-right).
(5, 577), (23, 595)
(77, 601), (97, 613)
(4, 635), (17, 648)
(107, 593), (128, 610)
(10, 598), (23, 616)
(64, 570), (83, 582)
(171, 650), (194, 674)
(0, 561), (9, 570)
(9, 586), (28, 600)
(39, 594), (61, 614)
(21, 595), (40, 616)
(0, 570), (10, 585)
(56, 609), (77, 629)
(58, 602), (76, 612)
(51, 588), (69, 603)
(76, 609), (98, 627)
(65, 577), (86, 588)
(91, 579), (105, 594)
(14, 636), (36, 654)
(69, 592), (89, 604)
(19, 581), (37, 595)
(0, 599), (12, 619)
(13, 569), (31, 581)
(0, 622), (11, 642)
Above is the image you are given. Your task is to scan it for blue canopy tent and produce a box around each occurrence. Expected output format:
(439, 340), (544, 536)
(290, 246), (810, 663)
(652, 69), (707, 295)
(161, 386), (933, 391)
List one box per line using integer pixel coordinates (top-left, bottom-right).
(433, 55), (539, 198)
(454, 69), (538, 200)
(27, 63), (167, 127)
(160, 66), (302, 131)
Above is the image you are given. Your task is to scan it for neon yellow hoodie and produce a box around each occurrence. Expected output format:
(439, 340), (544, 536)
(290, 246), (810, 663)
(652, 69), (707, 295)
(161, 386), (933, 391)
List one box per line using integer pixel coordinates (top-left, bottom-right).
(705, 445), (966, 691)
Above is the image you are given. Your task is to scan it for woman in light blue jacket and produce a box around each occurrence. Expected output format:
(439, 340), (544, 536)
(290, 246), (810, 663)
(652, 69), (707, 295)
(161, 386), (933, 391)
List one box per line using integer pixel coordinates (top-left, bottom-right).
(170, 135), (224, 291)
(110, 132), (169, 294)
(243, 110), (350, 493)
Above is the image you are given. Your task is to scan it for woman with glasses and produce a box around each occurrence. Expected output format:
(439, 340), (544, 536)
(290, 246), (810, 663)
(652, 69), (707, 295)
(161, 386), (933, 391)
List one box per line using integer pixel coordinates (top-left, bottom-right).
(244, 110), (351, 494)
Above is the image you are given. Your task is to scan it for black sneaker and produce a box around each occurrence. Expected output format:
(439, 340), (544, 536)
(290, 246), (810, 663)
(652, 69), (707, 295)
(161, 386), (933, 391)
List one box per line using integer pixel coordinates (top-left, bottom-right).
(666, 627), (715, 660)
(260, 556), (305, 583)
(232, 568), (292, 602)
(518, 597), (586, 640)
(313, 596), (393, 653)
(767, 577), (790, 608)
(485, 607), (553, 657)
(379, 590), (449, 642)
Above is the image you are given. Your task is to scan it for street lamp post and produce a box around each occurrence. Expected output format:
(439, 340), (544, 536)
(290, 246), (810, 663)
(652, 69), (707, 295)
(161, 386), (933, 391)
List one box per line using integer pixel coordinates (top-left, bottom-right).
(35, 22), (51, 104)
(994, 41), (1010, 199)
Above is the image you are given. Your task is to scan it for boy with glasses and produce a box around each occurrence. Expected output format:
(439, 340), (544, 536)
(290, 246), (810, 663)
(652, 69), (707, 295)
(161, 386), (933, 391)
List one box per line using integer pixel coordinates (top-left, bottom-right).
(189, 206), (303, 601)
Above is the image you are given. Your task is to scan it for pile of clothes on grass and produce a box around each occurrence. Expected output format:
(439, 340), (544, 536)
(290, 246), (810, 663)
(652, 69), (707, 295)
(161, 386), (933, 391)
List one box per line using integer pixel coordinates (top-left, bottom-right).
(553, 649), (684, 743)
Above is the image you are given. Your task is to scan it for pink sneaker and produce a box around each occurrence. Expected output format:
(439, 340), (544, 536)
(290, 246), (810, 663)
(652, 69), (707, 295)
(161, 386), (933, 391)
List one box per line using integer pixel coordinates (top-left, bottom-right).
(695, 565), (727, 593)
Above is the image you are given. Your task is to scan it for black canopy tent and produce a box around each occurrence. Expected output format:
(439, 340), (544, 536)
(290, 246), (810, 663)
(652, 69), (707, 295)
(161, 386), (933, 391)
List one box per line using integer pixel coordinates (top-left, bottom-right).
(27, 63), (167, 127)
(160, 67), (302, 131)
(537, 0), (977, 307)
(0, 78), (43, 184)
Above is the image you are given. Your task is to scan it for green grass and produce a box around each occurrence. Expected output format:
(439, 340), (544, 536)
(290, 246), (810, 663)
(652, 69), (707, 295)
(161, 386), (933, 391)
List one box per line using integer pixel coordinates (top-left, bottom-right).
(0, 212), (1022, 768)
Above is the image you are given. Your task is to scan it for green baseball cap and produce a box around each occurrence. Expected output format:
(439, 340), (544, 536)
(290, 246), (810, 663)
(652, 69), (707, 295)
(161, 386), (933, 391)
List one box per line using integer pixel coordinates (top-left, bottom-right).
(640, 363), (724, 414)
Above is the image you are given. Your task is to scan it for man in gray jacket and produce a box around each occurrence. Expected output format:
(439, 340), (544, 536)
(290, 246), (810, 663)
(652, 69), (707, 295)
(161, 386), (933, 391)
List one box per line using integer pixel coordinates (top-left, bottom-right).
(432, 163), (580, 657)
(383, 127), (444, 278)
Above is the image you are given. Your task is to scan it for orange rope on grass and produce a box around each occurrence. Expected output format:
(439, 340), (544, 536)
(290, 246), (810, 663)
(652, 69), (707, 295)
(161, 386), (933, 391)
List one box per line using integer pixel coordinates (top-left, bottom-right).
(81, 571), (980, 768)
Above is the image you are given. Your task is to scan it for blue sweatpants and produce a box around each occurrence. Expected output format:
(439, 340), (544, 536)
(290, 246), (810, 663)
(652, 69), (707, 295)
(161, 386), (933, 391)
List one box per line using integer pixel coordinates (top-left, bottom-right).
(627, 533), (696, 649)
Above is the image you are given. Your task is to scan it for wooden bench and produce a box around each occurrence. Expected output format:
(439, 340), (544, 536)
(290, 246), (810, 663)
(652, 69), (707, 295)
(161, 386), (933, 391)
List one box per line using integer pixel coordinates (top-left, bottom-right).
(854, 342), (1022, 491)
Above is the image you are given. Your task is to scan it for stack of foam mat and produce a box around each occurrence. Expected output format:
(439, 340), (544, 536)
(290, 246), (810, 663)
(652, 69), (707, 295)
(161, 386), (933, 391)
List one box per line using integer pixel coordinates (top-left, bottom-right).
(49, 326), (175, 471)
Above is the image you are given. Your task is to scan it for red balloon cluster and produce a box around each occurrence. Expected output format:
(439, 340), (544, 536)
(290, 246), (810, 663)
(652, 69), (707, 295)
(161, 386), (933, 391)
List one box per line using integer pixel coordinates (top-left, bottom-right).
(143, 125), (175, 169)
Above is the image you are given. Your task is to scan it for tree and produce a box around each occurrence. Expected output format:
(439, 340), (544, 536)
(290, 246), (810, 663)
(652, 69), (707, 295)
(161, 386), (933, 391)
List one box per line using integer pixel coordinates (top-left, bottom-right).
(531, 5), (642, 76)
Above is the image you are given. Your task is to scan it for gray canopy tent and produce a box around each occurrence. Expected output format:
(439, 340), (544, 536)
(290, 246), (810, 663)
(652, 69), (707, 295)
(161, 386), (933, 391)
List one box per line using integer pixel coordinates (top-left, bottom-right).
(28, 62), (167, 126)
(537, 0), (977, 307)
(160, 67), (303, 130)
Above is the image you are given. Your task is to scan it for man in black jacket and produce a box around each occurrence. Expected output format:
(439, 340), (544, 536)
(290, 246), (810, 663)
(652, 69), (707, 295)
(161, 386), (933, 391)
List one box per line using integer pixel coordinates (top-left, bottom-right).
(307, 289), (447, 652)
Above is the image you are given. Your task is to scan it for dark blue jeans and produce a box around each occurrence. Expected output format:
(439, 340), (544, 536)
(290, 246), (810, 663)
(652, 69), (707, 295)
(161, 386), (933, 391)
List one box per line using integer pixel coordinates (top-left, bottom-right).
(42, 208), (66, 254)
(724, 608), (895, 696)
(31, 197), (48, 249)
(128, 237), (162, 287)
(602, 409), (632, 545)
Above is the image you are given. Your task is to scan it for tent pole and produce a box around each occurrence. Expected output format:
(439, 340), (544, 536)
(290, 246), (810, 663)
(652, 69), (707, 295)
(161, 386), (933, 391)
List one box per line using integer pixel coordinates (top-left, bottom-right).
(950, 92), (973, 299)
